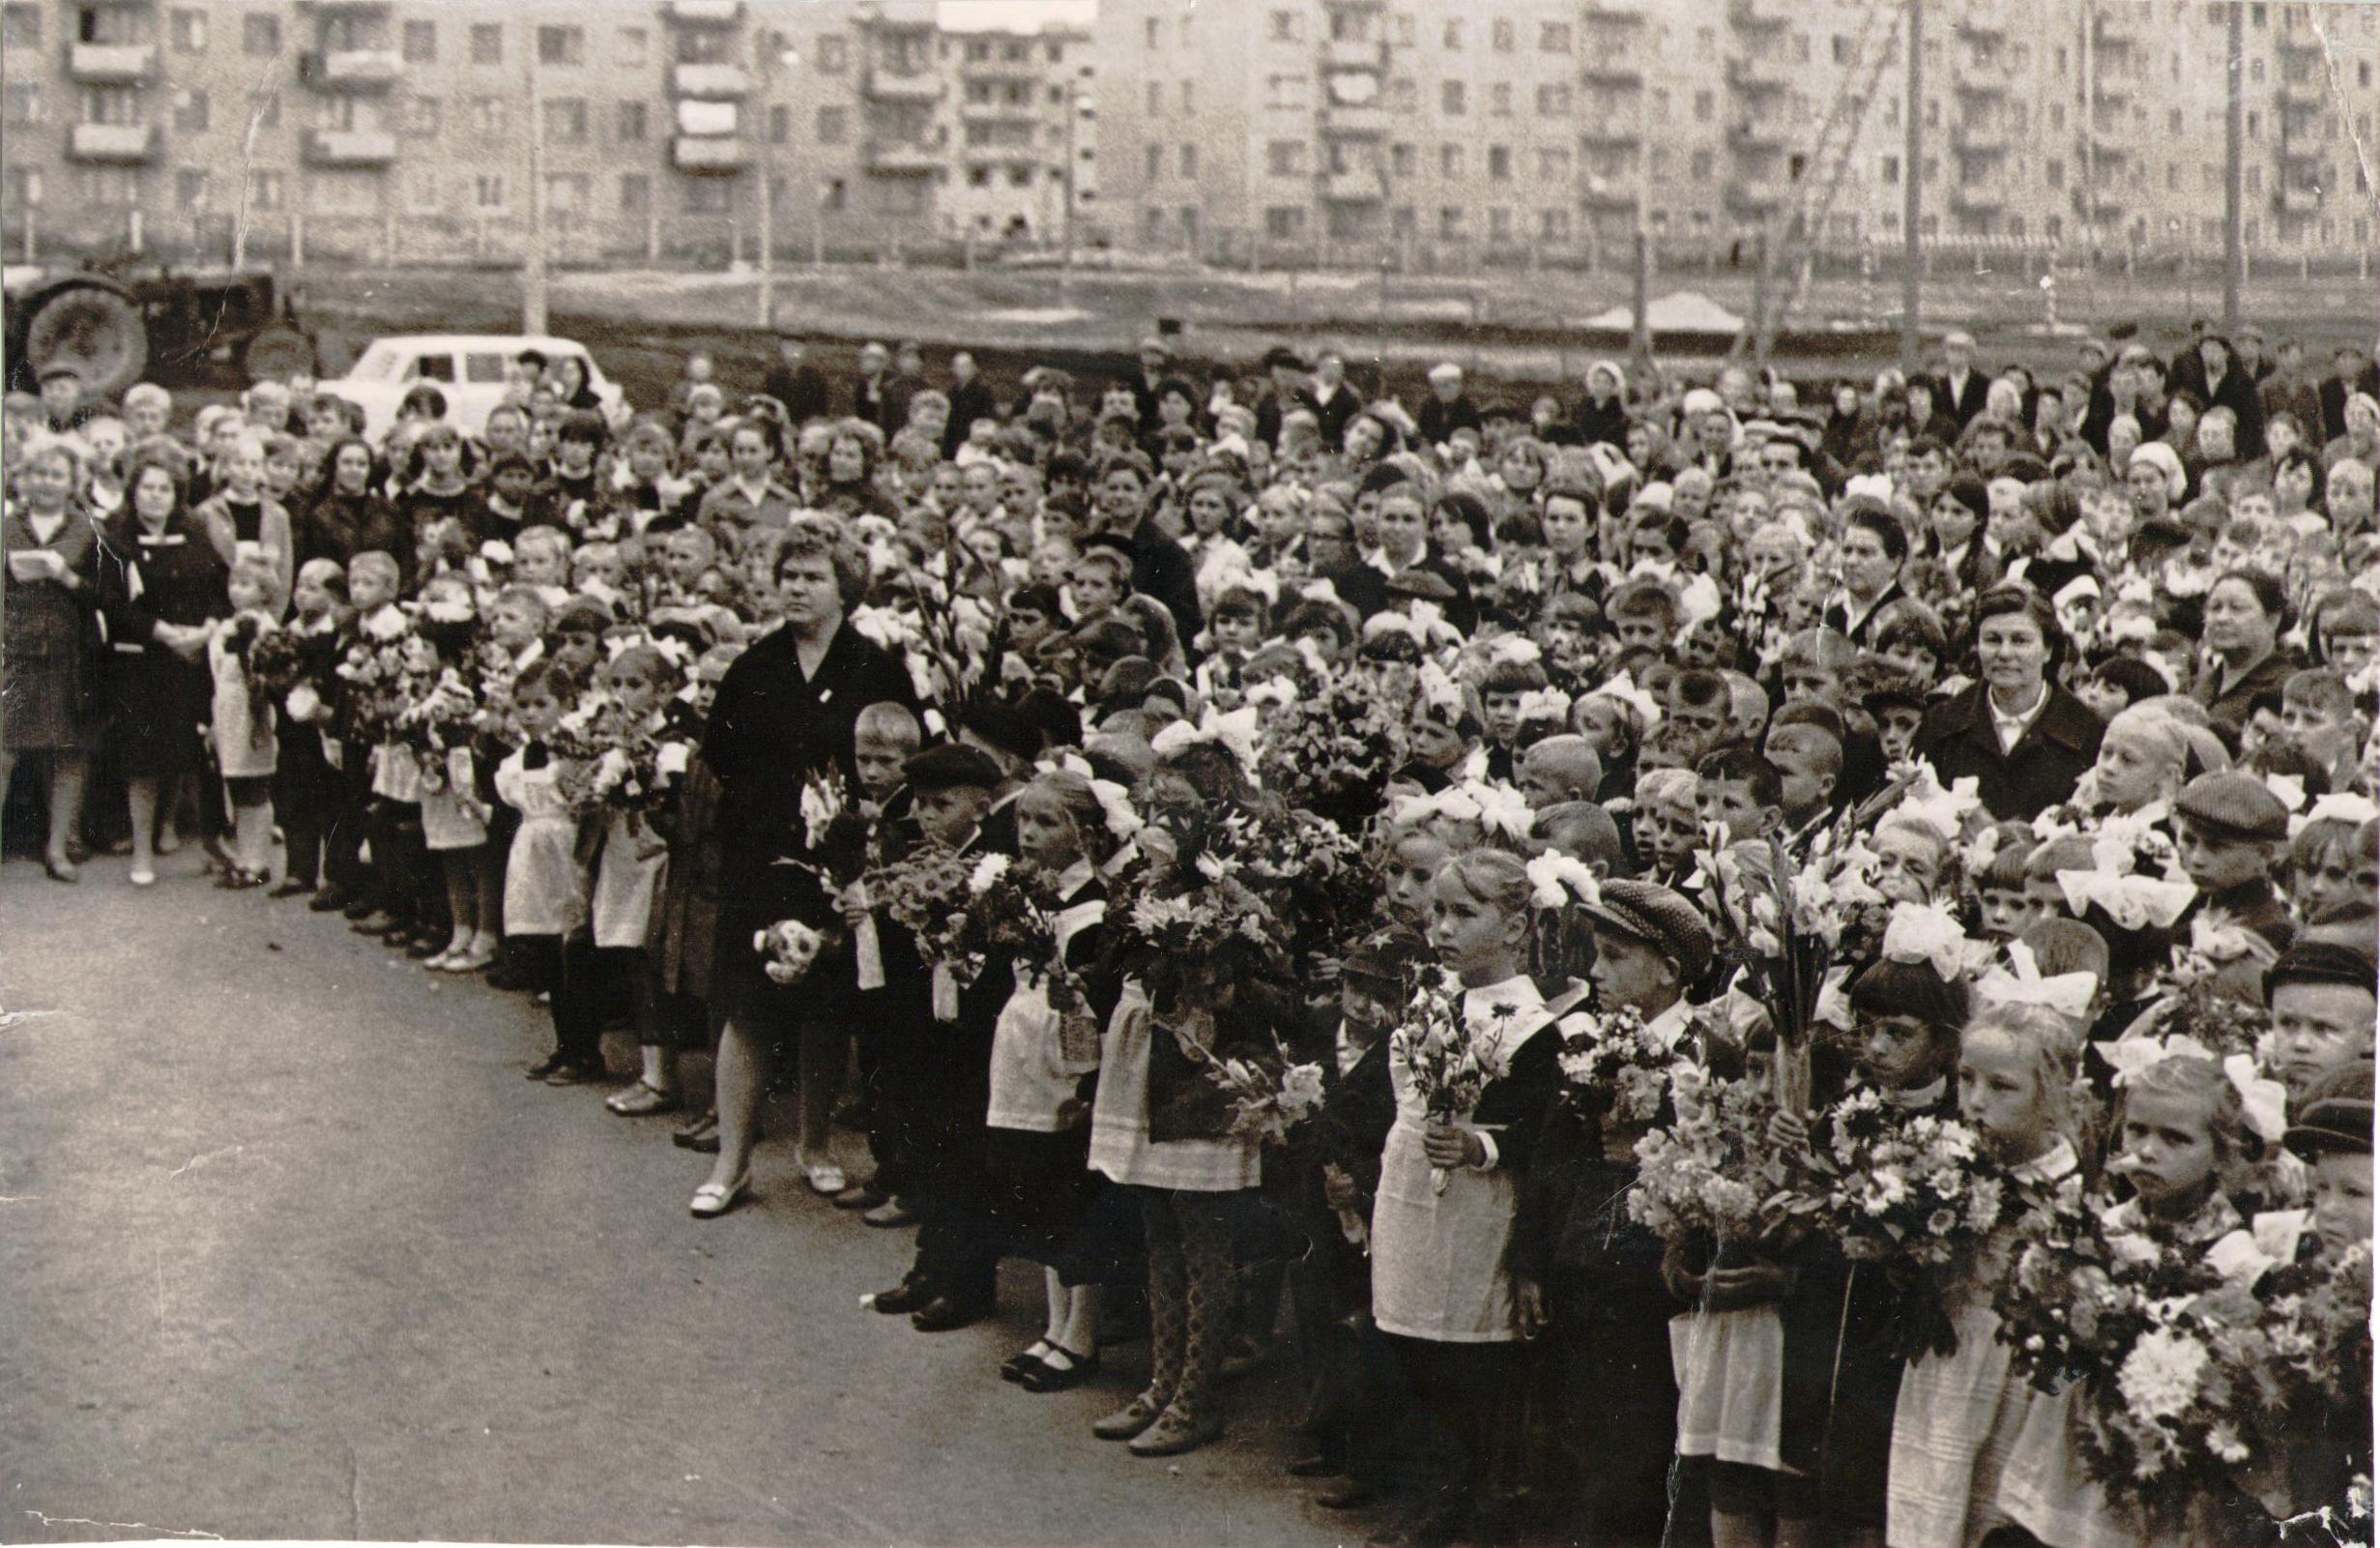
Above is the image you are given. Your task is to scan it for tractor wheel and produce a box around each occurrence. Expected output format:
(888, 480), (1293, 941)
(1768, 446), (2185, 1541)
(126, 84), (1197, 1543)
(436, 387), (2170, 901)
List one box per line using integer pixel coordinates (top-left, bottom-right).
(242, 323), (317, 384)
(21, 282), (148, 399)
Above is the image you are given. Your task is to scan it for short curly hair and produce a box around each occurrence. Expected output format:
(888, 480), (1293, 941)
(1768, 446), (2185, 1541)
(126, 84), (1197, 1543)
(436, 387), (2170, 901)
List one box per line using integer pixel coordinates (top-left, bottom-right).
(774, 513), (872, 606)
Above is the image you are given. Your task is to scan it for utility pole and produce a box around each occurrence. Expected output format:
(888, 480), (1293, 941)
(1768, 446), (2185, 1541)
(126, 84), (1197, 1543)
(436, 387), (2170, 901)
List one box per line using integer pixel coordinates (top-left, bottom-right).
(523, 41), (549, 335)
(759, 35), (794, 329)
(2221, 0), (2245, 329)
(1059, 67), (1085, 307)
(1900, 0), (1923, 374)
(1631, 72), (1651, 361)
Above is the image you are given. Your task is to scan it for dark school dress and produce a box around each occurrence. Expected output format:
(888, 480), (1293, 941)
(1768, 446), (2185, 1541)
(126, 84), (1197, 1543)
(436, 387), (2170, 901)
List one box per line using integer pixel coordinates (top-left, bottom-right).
(3, 505), (104, 753)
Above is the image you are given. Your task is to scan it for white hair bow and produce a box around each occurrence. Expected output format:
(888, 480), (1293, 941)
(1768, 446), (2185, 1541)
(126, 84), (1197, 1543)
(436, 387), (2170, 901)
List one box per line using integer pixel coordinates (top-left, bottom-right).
(2056, 869), (2196, 931)
(1893, 763), (1984, 841)
(2261, 773), (2307, 813)
(2108, 1038), (2290, 1147)
(2291, 791), (2380, 838)
(1298, 578), (1349, 612)
(1516, 686), (1573, 725)
(1973, 942), (2097, 1020)
(1488, 635), (1543, 668)
(1245, 676), (1299, 713)
(1583, 673), (1663, 732)
(1148, 705), (1263, 778)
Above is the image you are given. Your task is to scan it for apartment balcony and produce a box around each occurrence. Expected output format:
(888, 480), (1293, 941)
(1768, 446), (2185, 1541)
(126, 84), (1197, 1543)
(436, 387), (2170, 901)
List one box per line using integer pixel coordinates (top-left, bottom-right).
(2088, 133), (2129, 163)
(864, 72), (944, 103)
(1955, 15), (2007, 41)
(2279, 187), (2322, 215)
(959, 100), (1039, 124)
(1321, 170), (1383, 203)
(305, 128), (397, 165)
(1952, 122), (2008, 157)
(67, 42), (157, 82)
(297, 0), (392, 11)
(2091, 80), (2132, 110)
(1580, 123), (1640, 147)
(1584, 0), (1646, 19)
(673, 62), (752, 97)
(1957, 73), (2009, 100)
(2281, 142), (2324, 170)
(861, 1), (939, 31)
(1727, 0), (1790, 30)
(673, 133), (752, 171)
(864, 140), (941, 174)
(2091, 9), (2141, 44)
(959, 59), (1042, 82)
(1727, 121), (1786, 153)
(1581, 182), (1635, 210)
(2278, 33), (2325, 61)
(664, 0), (741, 21)
(67, 123), (159, 161)
(1582, 59), (1643, 85)
(2279, 78), (2324, 111)
(1950, 182), (2004, 214)
(1321, 102), (1390, 137)
(1322, 38), (1383, 71)
(1726, 56), (1788, 92)
(302, 48), (402, 89)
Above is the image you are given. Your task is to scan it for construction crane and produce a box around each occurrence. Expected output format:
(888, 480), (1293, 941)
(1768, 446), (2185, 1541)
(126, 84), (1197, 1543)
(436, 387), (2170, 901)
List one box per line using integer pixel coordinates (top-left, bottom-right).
(1739, 0), (1902, 363)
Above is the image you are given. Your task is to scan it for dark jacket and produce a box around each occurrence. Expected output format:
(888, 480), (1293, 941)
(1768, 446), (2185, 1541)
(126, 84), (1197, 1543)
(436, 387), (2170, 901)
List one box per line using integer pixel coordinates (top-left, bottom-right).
(943, 377), (1001, 459)
(1913, 681), (2105, 822)
(1931, 368), (1990, 432)
(1113, 518), (1204, 648)
(1417, 393), (1485, 447)
(2191, 647), (2300, 753)
(760, 363), (833, 428)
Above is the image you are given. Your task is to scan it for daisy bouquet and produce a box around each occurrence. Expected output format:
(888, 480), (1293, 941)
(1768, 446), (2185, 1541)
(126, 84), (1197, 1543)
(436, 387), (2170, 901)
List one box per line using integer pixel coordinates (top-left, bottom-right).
(1221, 807), (1378, 970)
(1993, 1186), (2275, 1533)
(1390, 967), (1505, 1194)
(2257, 1241), (2372, 1417)
(1113, 856), (1294, 1015)
(1255, 668), (1408, 821)
(1206, 1038), (1329, 1148)
(859, 843), (985, 979)
(1784, 1089), (2016, 1357)
(945, 856), (1068, 984)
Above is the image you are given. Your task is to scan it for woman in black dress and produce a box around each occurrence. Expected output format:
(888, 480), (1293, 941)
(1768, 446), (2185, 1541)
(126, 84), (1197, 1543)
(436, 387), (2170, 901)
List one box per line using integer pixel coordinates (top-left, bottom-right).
(3, 439), (104, 880)
(97, 458), (230, 886)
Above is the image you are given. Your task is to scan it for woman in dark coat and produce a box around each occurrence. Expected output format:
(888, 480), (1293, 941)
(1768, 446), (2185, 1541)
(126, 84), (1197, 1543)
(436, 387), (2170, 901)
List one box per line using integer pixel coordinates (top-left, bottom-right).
(4, 439), (105, 880)
(1913, 586), (2104, 823)
(300, 437), (405, 575)
(2192, 568), (2301, 752)
(96, 458), (232, 885)
(687, 514), (917, 1218)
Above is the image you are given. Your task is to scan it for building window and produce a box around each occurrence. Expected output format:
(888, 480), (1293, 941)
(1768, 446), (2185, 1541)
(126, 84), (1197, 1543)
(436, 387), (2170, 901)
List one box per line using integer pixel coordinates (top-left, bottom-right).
(1690, 149), (1712, 178)
(1144, 17), (1159, 47)
(176, 168), (209, 210)
(1694, 90), (1713, 123)
(470, 24), (503, 66)
(816, 36), (847, 72)
(406, 97), (441, 137)
(543, 172), (591, 216)
(620, 174), (649, 216)
(1491, 17), (1514, 50)
(1265, 206), (1306, 239)
(768, 103), (790, 143)
(616, 25), (647, 65)
(1488, 145), (1511, 180)
(543, 99), (588, 143)
(250, 170), (286, 211)
(1268, 11), (1301, 41)
(1266, 140), (1306, 176)
(402, 20), (435, 64)
(4, 166), (43, 209)
(1391, 142), (1415, 176)
(1542, 207), (1572, 240)
(1541, 21), (1573, 52)
(315, 171), (378, 216)
(1180, 144), (1197, 177)
(1538, 84), (1572, 115)
(1538, 146), (1572, 181)
(0, 2), (38, 49)
(616, 101), (646, 142)
(2046, 158), (2063, 188)
(171, 89), (209, 132)
(1490, 207), (1512, 239)
(1880, 154), (1900, 183)
(2, 82), (42, 127)
(76, 165), (142, 206)
(1443, 19), (1462, 48)
(682, 179), (732, 216)
(1439, 205), (1463, 237)
(169, 9), (206, 53)
(1441, 80), (1465, 114)
(82, 86), (145, 127)
(474, 173), (508, 212)
(472, 98), (508, 136)
(1145, 143), (1161, 180)
(242, 14), (279, 57)
(1147, 80), (1162, 114)
(817, 106), (847, 144)
(1441, 143), (1463, 177)
(537, 26), (584, 67)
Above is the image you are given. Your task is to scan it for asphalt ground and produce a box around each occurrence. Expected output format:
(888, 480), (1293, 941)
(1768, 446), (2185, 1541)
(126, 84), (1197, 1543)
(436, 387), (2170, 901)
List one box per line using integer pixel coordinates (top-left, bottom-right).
(0, 851), (1349, 1546)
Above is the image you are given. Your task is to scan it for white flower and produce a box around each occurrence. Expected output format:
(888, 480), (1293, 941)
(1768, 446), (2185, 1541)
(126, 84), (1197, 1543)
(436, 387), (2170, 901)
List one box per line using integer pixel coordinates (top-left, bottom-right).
(1526, 851), (1600, 911)
(655, 741), (689, 779)
(969, 853), (1013, 894)
(2115, 1326), (2208, 1422)
(1881, 900), (1985, 982)
(1465, 780), (1536, 842)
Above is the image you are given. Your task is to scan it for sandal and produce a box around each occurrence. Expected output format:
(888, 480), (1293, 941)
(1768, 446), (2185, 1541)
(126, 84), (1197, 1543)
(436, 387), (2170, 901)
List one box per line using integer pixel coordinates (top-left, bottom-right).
(689, 1174), (747, 1218)
(1001, 1341), (1057, 1384)
(1018, 1345), (1100, 1393)
(606, 1081), (679, 1117)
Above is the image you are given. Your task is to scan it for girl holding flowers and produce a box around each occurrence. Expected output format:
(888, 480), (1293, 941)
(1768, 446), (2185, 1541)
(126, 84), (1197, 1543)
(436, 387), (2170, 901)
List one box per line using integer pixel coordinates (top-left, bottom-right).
(980, 767), (1127, 1393)
(1374, 848), (1569, 1545)
(1886, 1004), (2082, 1548)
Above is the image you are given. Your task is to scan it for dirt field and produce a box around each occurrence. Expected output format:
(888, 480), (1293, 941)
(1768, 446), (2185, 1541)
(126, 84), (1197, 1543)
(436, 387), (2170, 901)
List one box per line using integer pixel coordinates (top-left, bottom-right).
(286, 259), (2378, 412)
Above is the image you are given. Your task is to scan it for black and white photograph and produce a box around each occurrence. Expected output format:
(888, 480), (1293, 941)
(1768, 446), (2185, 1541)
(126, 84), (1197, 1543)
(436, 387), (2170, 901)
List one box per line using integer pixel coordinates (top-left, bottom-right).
(3, 0), (2378, 1543)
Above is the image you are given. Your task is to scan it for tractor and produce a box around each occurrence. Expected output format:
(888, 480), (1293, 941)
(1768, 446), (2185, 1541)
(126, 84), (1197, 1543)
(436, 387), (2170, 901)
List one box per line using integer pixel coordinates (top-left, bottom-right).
(3, 260), (317, 398)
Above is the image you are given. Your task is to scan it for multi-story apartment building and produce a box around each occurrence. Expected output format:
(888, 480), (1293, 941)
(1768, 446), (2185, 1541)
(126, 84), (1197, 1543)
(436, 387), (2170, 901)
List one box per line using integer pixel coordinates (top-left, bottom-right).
(1094, 0), (2380, 270)
(0, 0), (1097, 264)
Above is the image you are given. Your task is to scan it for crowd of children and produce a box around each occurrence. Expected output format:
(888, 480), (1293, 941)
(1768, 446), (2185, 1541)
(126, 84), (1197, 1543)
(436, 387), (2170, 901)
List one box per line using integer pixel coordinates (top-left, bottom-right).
(4, 325), (2377, 1547)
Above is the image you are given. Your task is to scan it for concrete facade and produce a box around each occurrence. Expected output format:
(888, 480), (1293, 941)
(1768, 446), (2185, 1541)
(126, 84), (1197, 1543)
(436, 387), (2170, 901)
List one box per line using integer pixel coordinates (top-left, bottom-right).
(0, 0), (1097, 264)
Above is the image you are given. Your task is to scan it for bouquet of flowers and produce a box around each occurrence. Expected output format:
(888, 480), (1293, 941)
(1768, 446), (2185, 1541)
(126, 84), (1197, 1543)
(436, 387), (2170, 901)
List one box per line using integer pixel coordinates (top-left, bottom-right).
(1779, 1089), (2016, 1357)
(548, 700), (687, 820)
(1993, 1185), (2274, 1533)
(858, 843), (983, 978)
(334, 631), (409, 741)
(1553, 1003), (1673, 1126)
(1221, 807), (1377, 969)
(1694, 828), (1888, 1114)
(2258, 1242), (2372, 1417)
(753, 919), (828, 985)
(848, 549), (999, 711)
(1628, 1066), (1790, 1248)
(1205, 1037), (1328, 1148)
(1113, 858), (1293, 1012)
(237, 625), (305, 744)
(1390, 968), (1500, 1194)
(1255, 669), (1408, 823)
(945, 855), (1068, 984)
